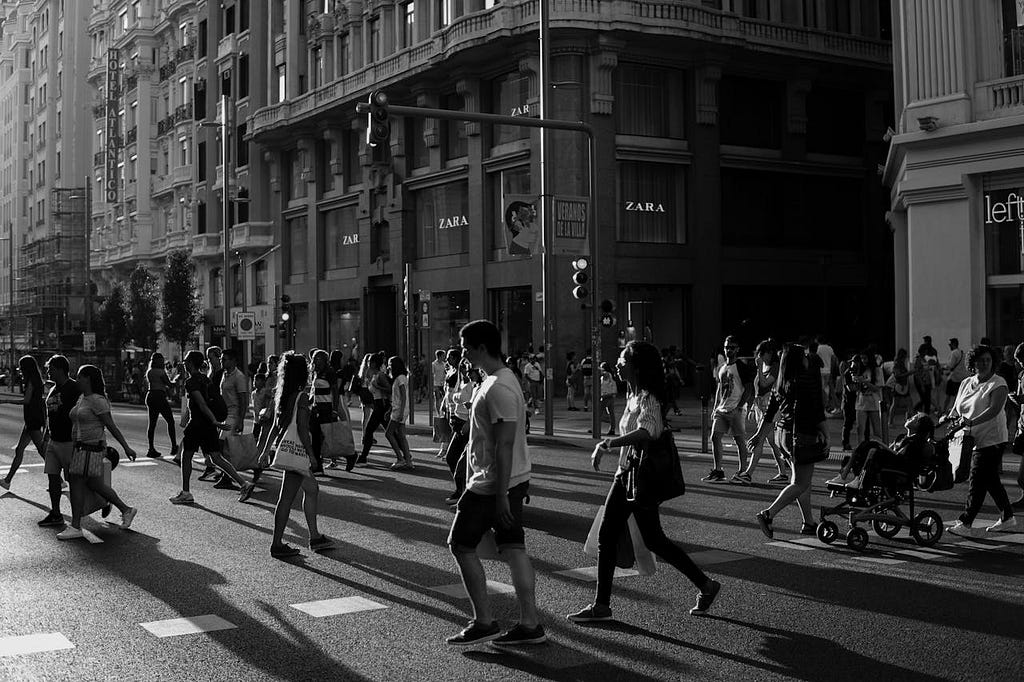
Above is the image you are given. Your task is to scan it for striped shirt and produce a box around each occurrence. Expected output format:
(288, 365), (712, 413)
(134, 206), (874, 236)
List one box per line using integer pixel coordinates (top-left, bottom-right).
(615, 390), (664, 475)
(310, 370), (335, 410)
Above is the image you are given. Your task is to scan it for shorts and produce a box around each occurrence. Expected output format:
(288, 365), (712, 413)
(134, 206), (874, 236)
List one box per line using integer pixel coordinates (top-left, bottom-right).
(712, 410), (747, 438)
(183, 423), (221, 455)
(448, 481), (530, 553)
(43, 440), (74, 475)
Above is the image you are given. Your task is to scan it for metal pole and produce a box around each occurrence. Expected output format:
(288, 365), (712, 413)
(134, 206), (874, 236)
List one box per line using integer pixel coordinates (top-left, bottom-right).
(405, 262), (414, 425)
(589, 135), (600, 438)
(221, 95), (231, 348)
(540, 0), (553, 436)
(85, 177), (92, 334)
(7, 224), (13, 372)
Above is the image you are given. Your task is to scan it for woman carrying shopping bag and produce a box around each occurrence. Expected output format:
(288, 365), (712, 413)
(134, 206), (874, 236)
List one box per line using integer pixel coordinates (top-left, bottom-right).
(568, 341), (721, 623)
(261, 352), (333, 558)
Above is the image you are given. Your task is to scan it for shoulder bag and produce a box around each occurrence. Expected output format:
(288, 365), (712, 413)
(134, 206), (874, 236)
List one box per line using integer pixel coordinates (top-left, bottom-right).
(271, 397), (312, 475)
(621, 429), (686, 506)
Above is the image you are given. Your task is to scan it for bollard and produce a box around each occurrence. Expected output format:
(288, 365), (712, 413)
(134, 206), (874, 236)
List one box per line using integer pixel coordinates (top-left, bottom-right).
(700, 398), (709, 454)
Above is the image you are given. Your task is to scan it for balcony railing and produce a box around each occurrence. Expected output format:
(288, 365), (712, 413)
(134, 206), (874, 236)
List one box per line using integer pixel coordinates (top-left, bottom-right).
(159, 61), (177, 81)
(93, 151), (105, 167)
(229, 221), (274, 251)
(191, 232), (222, 258)
(174, 103), (192, 124)
(175, 43), (195, 63)
(172, 164), (193, 185)
(975, 74), (1024, 120)
(157, 116), (174, 136)
(217, 34), (238, 62)
(126, 127), (138, 145)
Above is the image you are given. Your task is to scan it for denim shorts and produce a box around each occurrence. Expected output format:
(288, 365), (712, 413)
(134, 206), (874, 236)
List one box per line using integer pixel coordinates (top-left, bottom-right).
(448, 481), (530, 553)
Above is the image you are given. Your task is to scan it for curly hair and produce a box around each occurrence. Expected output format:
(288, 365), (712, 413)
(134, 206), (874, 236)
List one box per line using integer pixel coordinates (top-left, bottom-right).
(274, 352), (310, 431)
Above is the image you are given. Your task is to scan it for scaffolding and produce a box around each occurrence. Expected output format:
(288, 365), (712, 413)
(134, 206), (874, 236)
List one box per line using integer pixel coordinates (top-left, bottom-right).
(18, 188), (88, 346)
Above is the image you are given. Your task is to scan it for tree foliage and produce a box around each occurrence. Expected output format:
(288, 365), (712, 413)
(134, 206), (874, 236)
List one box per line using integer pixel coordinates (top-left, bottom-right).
(161, 249), (202, 356)
(97, 282), (130, 350)
(127, 264), (159, 350)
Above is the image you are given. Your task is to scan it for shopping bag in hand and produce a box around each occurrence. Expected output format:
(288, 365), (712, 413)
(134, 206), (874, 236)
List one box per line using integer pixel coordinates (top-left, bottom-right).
(321, 419), (356, 459)
(584, 504), (649, 570)
(224, 433), (259, 471)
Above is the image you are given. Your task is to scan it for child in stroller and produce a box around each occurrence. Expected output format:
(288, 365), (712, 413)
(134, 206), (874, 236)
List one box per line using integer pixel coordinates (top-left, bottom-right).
(815, 413), (958, 550)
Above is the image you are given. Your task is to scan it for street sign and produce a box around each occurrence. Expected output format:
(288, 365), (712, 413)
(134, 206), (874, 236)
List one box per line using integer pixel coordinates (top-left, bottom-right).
(552, 196), (589, 256)
(237, 312), (256, 340)
(82, 332), (96, 352)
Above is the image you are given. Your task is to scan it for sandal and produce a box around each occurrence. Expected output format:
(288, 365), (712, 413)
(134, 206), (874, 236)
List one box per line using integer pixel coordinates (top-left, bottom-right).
(270, 544), (300, 559)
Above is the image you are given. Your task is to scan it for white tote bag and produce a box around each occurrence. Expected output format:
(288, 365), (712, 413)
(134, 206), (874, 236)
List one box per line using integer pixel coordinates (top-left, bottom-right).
(583, 504), (657, 576)
(271, 397), (311, 475)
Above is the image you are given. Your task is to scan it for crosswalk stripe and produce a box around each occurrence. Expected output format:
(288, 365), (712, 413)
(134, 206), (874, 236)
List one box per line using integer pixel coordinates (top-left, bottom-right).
(767, 541), (816, 551)
(0, 632), (74, 657)
(553, 567), (640, 581)
(139, 615), (237, 638)
(430, 580), (515, 598)
(894, 549), (944, 560)
(82, 529), (104, 544)
(121, 462), (158, 468)
(952, 540), (1009, 551)
(290, 597), (387, 617)
(849, 556), (905, 565)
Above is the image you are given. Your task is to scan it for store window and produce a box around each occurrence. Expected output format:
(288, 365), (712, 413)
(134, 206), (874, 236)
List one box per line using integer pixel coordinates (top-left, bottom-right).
(490, 71), (531, 146)
(425, 291), (471, 355)
(323, 204), (359, 270)
(253, 260), (267, 304)
(617, 161), (685, 244)
(1003, 0), (1024, 76)
(984, 188), (1024, 276)
(408, 117), (430, 169)
(416, 181), (470, 258)
(288, 215), (308, 276)
(719, 75), (783, 149)
(987, 286), (1024, 347)
(615, 63), (684, 138)
(323, 299), (361, 353)
(489, 287), (532, 358)
(489, 166), (532, 259)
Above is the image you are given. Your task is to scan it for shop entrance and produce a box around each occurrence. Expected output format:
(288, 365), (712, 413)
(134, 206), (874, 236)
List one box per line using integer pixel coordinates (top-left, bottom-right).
(364, 286), (397, 356)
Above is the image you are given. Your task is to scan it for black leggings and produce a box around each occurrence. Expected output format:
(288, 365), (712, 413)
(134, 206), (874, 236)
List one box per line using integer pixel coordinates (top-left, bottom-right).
(360, 399), (390, 459)
(146, 391), (177, 451)
(960, 443), (1013, 524)
(445, 416), (469, 494)
(596, 478), (707, 606)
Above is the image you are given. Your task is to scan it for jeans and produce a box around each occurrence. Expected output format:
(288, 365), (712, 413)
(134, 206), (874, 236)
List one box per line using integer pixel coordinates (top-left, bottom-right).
(960, 443), (1013, 525)
(360, 400), (390, 460)
(596, 479), (707, 606)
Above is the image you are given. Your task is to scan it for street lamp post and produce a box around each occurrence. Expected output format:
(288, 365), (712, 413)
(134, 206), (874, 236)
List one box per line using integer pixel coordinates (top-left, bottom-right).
(3, 225), (13, 372)
(200, 96), (233, 349)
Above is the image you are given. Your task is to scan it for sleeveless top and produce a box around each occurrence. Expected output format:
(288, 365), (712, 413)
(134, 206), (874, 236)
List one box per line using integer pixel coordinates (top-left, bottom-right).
(310, 370), (335, 412)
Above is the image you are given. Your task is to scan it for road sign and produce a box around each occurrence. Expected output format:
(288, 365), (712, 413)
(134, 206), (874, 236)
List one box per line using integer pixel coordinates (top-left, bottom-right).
(237, 312), (256, 340)
(600, 313), (616, 328)
(82, 332), (96, 352)
(212, 324), (226, 338)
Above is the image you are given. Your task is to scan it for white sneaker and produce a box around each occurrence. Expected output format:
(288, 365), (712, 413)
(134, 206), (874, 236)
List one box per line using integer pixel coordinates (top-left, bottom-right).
(825, 473), (851, 486)
(947, 521), (983, 537)
(986, 516), (1017, 532)
(169, 491), (194, 505)
(56, 527), (84, 540)
(121, 507), (138, 529)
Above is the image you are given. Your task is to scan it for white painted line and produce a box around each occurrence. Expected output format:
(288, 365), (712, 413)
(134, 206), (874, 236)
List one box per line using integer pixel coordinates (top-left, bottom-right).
(0, 632), (75, 657)
(553, 567), (640, 581)
(121, 462), (158, 467)
(767, 541), (816, 551)
(991, 533), (1024, 545)
(788, 537), (826, 546)
(894, 549), (944, 560)
(952, 540), (1009, 551)
(915, 546), (958, 556)
(139, 615), (237, 638)
(290, 597), (387, 618)
(849, 556), (905, 566)
(431, 580), (516, 599)
(82, 529), (104, 544)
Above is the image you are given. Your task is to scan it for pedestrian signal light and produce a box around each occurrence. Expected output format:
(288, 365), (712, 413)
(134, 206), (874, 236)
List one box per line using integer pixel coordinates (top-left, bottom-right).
(600, 298), (616, 314)
(571, 257), (590, 300)
(280, 294), (291, 323)
(366, 90), (390, 148)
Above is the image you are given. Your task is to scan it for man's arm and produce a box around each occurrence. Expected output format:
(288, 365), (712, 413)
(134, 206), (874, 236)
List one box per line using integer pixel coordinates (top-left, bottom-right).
(236, 378), (249, 433)
(493, 420), (517, 528)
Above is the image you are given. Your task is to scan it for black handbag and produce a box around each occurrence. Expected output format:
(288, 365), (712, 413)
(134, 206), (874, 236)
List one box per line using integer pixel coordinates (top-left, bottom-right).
(622, 430), (686, 506)
(791, 430), (829, 465)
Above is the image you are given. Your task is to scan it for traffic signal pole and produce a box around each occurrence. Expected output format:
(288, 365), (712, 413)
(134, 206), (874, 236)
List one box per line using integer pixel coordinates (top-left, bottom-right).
(540, 0), (553, 436)
(358, 95), (599, 438)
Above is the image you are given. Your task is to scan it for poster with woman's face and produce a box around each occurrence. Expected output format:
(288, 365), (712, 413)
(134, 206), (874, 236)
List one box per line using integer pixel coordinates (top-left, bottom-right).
(504, 196), (539, 256)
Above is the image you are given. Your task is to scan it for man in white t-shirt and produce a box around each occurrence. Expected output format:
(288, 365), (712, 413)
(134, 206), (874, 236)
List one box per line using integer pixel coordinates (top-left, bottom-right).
(704, 335), (755, 485)
(431, 350), (448, 413)
(943, 338), (968, 413)
(446, 319), (545, 648)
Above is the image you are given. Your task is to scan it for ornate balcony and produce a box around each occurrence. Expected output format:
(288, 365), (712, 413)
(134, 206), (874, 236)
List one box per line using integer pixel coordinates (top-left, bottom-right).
(217, 34), (238, 63)
(174, 103), (192, 125)
(172, 164), (193, 186)
(159, 61), (177, 81)
(124, 73), (139, 92)
(975, 74), (1024, 121)
(229, 221), (274, 251)
(191, 232), (222, 259)
(175, 43), (195, 64)
(126, 127), (138, 145)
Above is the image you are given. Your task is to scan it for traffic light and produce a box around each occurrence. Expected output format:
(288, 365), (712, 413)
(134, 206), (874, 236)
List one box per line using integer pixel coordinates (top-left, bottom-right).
(571, 257), (590, 300)
(280, 294), (291, 326)
(366, 90), (390, 148)
(599, 299), (616, 328)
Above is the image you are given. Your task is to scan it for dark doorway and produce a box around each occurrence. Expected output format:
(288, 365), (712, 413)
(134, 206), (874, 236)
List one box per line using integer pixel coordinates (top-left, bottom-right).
(364, 286), (397, 355)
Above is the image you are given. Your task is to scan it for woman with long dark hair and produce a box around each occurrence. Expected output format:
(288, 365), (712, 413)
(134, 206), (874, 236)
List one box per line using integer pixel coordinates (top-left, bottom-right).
(748, 343), (828, 538)
(308, 349), (339, 474)
(568, 341), (721, 623)
(145, 352), (179, 459)
(263, 352), (333, 558)
(357, 352), (392, 466)
(738, 339), (788, 484)
(56, 365), (138, 540)
(385, 356), (414, 470)
(0, 355), (48, 493)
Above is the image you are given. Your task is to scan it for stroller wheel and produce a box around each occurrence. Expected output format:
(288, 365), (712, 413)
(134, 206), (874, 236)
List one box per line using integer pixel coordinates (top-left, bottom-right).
(816, 520), (839, 544)
(846, 527), (869, 551)
(911, 511), (943, 547)
(871, 519), (902, 539)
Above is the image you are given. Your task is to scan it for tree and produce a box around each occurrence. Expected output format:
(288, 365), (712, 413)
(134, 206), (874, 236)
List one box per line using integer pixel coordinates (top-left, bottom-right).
(97, 283), (130, 351)
(162, 249), (202, 358)
(128, 264), (159, 350)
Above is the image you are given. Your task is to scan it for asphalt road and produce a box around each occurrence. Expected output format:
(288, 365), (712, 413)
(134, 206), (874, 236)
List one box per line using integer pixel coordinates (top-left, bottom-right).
(1, 404), (1021, 682)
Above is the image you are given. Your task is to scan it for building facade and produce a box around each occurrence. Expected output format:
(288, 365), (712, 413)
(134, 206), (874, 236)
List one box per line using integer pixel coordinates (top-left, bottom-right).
(246, 0), (894, 375)
(885, 0), (1024, 357)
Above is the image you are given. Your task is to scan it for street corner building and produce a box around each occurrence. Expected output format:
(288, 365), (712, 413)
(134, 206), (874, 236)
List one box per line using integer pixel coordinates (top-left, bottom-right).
(1, 0), (897, 382)
(885, 0), (1024, 358)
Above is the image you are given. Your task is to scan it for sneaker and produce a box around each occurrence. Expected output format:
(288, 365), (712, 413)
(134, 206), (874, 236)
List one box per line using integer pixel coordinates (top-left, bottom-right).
(344, 456), (357, 472)
(325, 460), (342, 470)
(56, 527), (84, 541)
(446, 620), (501, 646)
(0, 479), (10, 493)
(986, 516), (1017, 532)
(309, 534), (335, 552)
(947, 520), (982, 537)
(120, 507), (138, 529)
(213, 476), (240, 491)
(170, 444), (180, 457)
(826, 472), (852, 487)
(197, 466), (219, 481)
(690, 579), (721, 616)
(800, 523), (817, 536)
(389, 461), (405, 470)
(755, 510), (774, 539)
(767, 473), (788, 484)
(701, 469), (726, 483)
(37, 512), (65, 527)
(101, 504), (112, 519)
(146, 449), (162, 458)
(492, 623), (548, 646)
(730, 472), (752, 486)
(270, 544), (301, 559)
(238, 483), (256, 503)
(169, 491), (195, 505)
(567, 604), (612, 623)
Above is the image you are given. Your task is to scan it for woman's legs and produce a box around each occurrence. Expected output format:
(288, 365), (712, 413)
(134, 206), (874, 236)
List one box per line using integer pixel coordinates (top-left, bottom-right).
(361, 402), (386, 460)
(595, 481), (631, 607)
(856, 410), (868, 445)
(68, 474), (86, 529)
(180, 446), (197, 492)
(766, 462), (815, 524)
(146, 394), (160, 452)
(299, 474), (321, 539)
(84, 477), (129, 515)
(210, 448), (248, 486)
(385, 420), (403, 461)
(158, 397), (178, 452)
(395, 424), (413, 463)
(960, 444), (1014, 524)
(3, 429), (34, 484)
(632, 503), (710, 589)
(272, 471), (303, 548)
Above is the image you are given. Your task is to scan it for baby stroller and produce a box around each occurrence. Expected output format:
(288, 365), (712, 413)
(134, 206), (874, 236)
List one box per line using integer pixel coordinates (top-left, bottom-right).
(816, 415), (964, 551)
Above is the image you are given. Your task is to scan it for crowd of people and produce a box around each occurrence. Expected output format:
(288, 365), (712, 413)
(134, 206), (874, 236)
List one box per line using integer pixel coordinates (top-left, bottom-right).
(2, 321), (1022, 646)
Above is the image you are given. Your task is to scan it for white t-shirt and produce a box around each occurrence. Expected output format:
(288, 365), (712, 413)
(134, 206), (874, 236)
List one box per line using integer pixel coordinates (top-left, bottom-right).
(390, 374), (408, 424)
(465, 367), (531, 495)
(714, 361), (751, 415)
(524, 362), (542, 382)
(817, 344), (835, 376)
(955, 374), (1008, 449)
(432, 360), (447, 388)
(947, 348), (968, 383)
